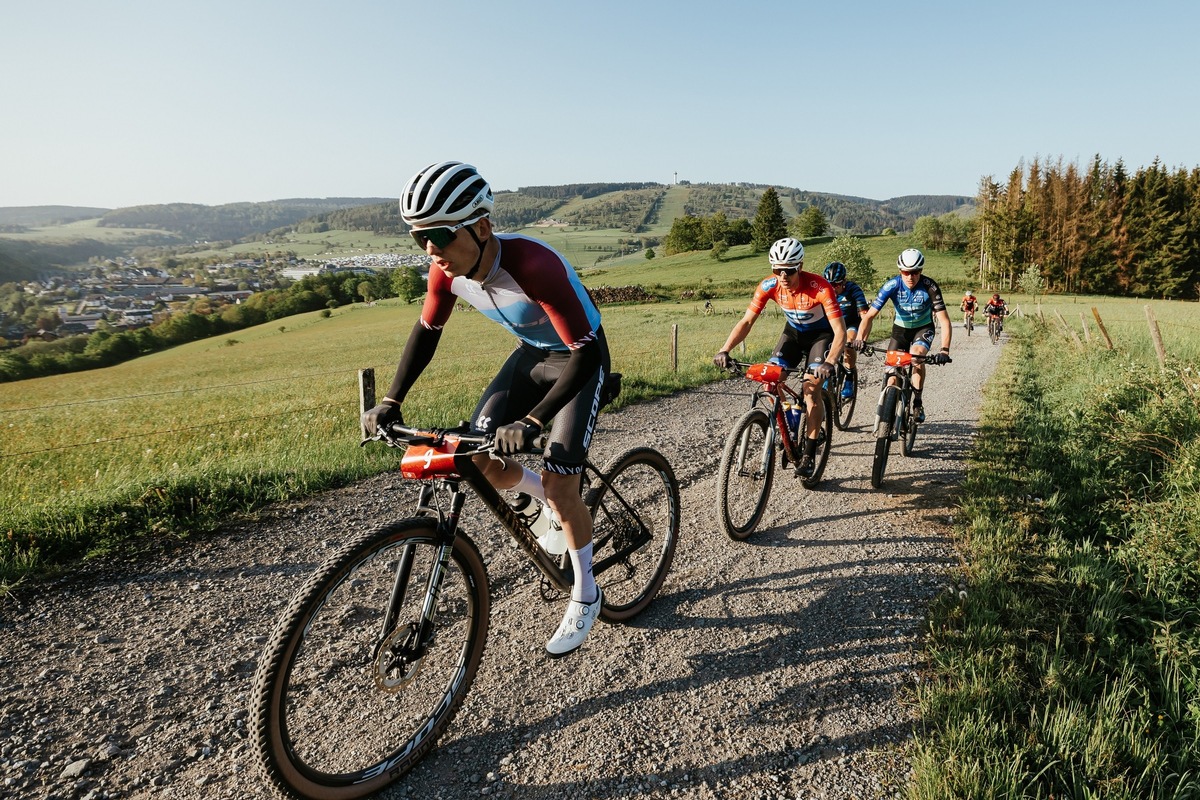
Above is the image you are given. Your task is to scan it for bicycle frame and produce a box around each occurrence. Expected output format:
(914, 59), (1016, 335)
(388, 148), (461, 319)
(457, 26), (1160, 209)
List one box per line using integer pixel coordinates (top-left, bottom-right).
(739, 362), (806, 464)
(389, 425), (659, 606)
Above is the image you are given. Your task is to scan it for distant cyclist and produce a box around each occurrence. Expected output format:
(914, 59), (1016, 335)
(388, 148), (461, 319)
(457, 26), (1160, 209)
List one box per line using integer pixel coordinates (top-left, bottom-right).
(985, 293), (1008, 333)
(852, 248), (952, 423)
(823, 261), (869, 399)
(361, 161), (608, 658)
(713, 238), (846, 478)
(960, 290), (978, 329)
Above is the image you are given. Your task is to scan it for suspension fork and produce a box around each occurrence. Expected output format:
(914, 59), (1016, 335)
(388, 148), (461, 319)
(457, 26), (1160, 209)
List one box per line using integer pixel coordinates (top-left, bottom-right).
(378, 481), (467, 648)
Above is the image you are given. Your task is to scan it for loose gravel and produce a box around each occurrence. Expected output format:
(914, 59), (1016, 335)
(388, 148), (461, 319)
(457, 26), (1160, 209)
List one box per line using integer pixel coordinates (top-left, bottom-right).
(0, 326), (1002, 800)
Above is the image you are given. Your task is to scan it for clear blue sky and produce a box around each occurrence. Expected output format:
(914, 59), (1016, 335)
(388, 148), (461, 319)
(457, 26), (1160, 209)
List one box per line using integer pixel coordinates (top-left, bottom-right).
(2, 0), (1197, 209)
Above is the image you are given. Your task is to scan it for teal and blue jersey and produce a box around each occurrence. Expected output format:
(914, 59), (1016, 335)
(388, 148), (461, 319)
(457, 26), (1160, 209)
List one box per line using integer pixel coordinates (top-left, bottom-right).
(869, 274), (947, 328)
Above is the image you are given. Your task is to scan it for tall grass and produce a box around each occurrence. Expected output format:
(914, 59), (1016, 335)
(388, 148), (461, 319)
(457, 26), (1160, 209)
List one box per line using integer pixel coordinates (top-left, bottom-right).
(911, 315), (1200, 798)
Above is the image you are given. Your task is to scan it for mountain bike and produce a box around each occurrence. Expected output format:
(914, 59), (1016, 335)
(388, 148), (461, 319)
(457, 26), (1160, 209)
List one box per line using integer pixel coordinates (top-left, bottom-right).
(964, 311), (975, 336)
(251, 423), (680, 800)
(717, 360), (833, 541)
(861, 345), (950, 489)
(987, 313), (1003, 344)
(823, 359), (858, 430)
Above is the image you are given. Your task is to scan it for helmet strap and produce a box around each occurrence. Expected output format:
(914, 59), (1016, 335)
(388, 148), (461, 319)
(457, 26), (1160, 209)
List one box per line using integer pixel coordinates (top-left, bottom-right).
(463, 224), (487, 281)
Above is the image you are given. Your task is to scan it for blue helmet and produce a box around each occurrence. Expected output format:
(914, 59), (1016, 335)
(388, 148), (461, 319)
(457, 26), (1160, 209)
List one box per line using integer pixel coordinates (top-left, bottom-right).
(823, 262), (847, 283)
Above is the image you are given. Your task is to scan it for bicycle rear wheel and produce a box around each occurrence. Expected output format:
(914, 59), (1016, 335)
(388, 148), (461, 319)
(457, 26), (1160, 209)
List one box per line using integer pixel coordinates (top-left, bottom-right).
(871, 386), (899, 489)
(251, 520), (490, 800)
(718, 407), (775, 541)
(802, 392), (834, 489)
(586, 447), (680, 622)
(833, 367), (857, 431)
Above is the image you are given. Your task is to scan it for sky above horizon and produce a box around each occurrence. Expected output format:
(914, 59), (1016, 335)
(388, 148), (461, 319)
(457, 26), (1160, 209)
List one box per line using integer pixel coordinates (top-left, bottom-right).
(3, 0), (1198, 209)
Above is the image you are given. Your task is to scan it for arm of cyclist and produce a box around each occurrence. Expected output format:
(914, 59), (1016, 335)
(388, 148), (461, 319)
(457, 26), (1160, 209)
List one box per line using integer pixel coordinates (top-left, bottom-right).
(927, 308), (954, 364)
(714, 310), (759, 369)
(852, 306), (879, 351)
(362, 320), (444, 436)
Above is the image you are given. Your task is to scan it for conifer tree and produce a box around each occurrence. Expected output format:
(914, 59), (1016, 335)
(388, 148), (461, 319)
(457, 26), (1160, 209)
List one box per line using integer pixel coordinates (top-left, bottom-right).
(751, 187), (787, 252)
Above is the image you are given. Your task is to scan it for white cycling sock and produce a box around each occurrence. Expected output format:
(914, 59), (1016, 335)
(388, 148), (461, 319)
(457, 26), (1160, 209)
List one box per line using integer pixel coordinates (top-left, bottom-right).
(509, 466), (545, 501)
(568, 541), (597, 603)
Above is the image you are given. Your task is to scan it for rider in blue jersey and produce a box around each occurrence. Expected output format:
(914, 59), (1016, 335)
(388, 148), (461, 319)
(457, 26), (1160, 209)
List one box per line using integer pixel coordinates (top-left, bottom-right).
(852, 249), (952, 422)
(823, 262), (869, 399)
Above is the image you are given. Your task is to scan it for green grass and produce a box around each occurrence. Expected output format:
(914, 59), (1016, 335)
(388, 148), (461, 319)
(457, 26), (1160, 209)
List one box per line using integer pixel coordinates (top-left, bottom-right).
(910, 314), (1200, 798)
(0, 296), (790, 587)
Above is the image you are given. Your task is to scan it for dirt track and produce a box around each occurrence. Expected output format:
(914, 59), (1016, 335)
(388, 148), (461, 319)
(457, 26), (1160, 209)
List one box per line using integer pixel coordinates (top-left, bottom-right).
(0, 324), (1002, 800)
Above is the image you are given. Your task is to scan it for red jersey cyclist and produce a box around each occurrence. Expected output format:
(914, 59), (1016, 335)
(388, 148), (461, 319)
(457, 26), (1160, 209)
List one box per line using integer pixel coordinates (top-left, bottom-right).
(960, 290), (978, 329)
(361, 161), (609, 658)
(985, 293), (1008, 333)
(713, 237), (847, 478)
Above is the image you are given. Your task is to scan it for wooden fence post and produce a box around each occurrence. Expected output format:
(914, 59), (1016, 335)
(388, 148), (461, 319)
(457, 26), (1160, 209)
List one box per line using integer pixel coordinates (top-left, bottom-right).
(359, 368), (376, 438)
(1079, 312), (1091, 343)
(1054, 311), (1082, 348)
(1145, 305), (1168, 368)
(1091, 307), (1114, 350)
(671, 324), (678, 372)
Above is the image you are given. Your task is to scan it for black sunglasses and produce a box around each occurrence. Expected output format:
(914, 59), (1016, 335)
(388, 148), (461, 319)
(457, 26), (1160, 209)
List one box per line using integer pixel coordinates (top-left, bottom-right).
(772, 267), (799, 276)
(410, 220), (470, 249)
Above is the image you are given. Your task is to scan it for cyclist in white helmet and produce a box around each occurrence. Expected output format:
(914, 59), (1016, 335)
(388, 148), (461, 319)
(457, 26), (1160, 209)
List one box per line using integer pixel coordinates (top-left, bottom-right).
(713, 237), (846, 478)
(362, 161), (610, 658)
(960, 290), (978, 330)
(853, 248), (952, 423)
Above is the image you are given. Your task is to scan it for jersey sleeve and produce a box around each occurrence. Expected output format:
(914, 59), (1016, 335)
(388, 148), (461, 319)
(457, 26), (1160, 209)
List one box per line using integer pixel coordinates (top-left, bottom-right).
(746, 277), (776, 316)
(870, 278), (897, 311)
(419, 266), (457, 330)
(849, 283), (869, 311)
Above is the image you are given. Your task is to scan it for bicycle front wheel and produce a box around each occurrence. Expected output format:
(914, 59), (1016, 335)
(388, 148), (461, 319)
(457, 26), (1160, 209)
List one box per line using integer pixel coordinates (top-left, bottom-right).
(833, 368), (857, 431)
(871, 386), (899, 489)
(251, 519), (490, 800)
(586, 447), (680, 622)
(901, 389), (919, 456)
(718, 407), (775, 541)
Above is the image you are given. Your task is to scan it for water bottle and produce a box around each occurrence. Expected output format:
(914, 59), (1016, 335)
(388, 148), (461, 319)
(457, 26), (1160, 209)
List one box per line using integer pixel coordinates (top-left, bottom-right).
(509, 493), (567, 555)
(783, 403), (802, 438)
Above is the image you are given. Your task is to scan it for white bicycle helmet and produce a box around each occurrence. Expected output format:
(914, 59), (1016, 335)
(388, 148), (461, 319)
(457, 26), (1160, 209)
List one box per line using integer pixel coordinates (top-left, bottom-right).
(768, 237), (805, 267)
(400, 161), (494, 227)
(897, 248), (925, 272)
(965, 289), (975, 297)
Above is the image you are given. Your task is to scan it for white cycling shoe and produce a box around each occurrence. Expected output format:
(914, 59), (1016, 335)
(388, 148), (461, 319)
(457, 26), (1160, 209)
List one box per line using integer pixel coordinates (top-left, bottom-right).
(545, 588), (603, 658)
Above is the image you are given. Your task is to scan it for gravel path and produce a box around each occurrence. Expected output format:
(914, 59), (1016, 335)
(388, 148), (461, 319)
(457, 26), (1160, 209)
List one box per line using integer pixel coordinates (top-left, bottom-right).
(0, 325), (1001, 800)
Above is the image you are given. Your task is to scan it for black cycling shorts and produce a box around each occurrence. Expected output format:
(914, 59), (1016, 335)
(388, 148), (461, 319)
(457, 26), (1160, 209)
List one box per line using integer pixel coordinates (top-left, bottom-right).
(472, 328), (611, 475)
(885, 323), (937, 354)
(769, 325), (833, 372)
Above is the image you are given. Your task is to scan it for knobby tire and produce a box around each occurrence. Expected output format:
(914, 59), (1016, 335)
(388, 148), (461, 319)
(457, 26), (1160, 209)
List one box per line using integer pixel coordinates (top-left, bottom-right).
(718, 407), (774, 541)
(251, 519), (490, 800)
(871, 385), (900, 489)
(833, 367), (857, 431)
(801, 392), (835, 489)
(585, 447), (680, 622)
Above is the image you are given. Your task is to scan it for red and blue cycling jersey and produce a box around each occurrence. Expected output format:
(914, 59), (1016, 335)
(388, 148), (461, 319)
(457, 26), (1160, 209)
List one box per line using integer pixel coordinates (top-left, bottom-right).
(869, 274), (947, 328)
(420, 233), (601, 351)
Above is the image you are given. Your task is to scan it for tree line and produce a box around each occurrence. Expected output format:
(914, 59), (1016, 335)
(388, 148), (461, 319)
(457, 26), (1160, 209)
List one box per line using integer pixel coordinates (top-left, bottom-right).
(972, 155), (1200, 298)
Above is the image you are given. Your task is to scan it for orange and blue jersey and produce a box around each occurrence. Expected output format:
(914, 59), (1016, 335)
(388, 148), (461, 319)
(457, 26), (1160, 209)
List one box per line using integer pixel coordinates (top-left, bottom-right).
(747, 272), (843, 333)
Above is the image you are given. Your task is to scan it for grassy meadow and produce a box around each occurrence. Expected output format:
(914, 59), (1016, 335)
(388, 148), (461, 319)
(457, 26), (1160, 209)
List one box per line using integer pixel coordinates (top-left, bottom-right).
(910, 302), (1200, 797)
(0, 294), (800, 587)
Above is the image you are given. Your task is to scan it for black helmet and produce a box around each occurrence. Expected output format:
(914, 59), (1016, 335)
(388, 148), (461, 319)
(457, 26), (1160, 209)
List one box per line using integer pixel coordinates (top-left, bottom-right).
(823, 262), (847, 283)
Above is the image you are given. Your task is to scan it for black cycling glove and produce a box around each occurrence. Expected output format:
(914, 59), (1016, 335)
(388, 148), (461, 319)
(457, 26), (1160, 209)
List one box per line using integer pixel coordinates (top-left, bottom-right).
(362, 403), (402, 437)
(713, 351), (732, 370)
(928, 353), (952, 365)
(494, 418), (542, 455)
(812, 362), (834, 381)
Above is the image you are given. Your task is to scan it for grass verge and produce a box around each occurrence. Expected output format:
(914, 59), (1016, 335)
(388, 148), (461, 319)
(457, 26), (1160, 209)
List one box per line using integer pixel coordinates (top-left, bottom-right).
(910, 325), (1200, 797)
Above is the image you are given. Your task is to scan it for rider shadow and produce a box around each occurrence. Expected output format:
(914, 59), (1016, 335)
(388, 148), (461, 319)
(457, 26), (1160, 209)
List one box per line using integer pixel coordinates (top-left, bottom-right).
(407, 539), (956, 798)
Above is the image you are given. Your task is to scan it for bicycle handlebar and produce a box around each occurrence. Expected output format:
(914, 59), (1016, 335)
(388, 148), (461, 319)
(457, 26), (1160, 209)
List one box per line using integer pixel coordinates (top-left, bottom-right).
(362, 422), (549, 454)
